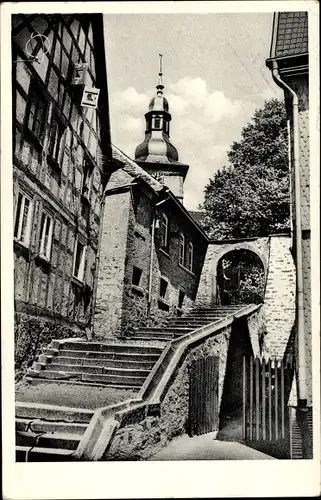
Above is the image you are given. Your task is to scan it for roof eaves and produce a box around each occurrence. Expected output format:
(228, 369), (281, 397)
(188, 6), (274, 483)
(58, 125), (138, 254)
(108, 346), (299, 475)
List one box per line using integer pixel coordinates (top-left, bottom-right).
(165, 190), (209, 242)
(111, 145), (164, 195)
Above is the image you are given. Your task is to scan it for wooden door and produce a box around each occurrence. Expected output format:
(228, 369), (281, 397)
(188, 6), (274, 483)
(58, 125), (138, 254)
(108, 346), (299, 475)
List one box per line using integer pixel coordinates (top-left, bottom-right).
(189, 356), (219, 436)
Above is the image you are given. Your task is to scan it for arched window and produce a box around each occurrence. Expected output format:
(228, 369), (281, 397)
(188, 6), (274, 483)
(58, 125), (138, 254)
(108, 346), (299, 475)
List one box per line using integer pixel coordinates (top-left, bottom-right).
(187, 242), (194, 272)
(179, 233), (185, 266)
(159, 213), (169, 251)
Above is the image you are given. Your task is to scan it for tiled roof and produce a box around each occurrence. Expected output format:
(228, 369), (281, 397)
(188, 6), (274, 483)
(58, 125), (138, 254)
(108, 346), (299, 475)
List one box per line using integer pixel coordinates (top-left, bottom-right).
(274, 11), (308, 58)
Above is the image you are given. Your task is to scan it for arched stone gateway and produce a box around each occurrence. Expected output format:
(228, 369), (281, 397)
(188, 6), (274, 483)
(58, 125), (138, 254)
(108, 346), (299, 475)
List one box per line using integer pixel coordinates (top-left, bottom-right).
(216, 249), (265, 305)
(196, 237), (270, 307)
(196, 235), (296, 359)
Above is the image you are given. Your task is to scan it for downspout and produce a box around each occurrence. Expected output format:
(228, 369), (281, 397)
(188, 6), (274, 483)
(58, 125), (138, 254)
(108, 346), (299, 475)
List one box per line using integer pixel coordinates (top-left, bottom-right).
(90, 188), (107, 340)
(147, 212), (155, 322)
(271, 59), (307, 406)
(147, 194), (170, 322)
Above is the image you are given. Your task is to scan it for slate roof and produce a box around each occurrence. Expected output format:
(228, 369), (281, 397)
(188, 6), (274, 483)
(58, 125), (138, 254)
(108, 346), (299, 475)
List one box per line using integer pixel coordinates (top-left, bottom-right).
(272, 11), (308, 58)
(111, 145), (164, 193)
(188, 211), (206, 226)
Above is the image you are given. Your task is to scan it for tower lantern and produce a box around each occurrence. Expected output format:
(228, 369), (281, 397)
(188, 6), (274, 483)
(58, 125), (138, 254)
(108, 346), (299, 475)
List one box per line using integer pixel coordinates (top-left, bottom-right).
(134, 55), (189, 203)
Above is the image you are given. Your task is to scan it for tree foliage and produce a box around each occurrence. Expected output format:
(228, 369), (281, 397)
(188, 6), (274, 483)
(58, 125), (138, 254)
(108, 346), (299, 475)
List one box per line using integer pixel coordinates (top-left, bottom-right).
(200, 99), (290, 239)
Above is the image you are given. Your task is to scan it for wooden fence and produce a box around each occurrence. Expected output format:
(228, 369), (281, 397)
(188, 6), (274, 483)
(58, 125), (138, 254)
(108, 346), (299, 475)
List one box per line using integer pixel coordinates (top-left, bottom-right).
(242, 356), (293, 442)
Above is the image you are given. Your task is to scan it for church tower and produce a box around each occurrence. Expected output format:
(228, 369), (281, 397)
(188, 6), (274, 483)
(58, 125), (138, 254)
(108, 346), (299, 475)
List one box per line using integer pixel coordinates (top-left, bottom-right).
(135, 55), (189, 203)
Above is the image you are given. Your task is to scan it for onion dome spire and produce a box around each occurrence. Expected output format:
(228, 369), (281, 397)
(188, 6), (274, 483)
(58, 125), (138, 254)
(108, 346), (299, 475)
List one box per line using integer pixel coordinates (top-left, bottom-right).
(135, 54), (179, 163)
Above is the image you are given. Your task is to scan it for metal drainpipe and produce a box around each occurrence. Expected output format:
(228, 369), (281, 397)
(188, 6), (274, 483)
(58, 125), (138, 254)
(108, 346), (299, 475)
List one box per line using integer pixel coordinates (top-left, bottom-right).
(271, 59), (307, 406)
(89, 189), (107, 339)
(147, 194), (170, 322)
(147, 211), (155, 322)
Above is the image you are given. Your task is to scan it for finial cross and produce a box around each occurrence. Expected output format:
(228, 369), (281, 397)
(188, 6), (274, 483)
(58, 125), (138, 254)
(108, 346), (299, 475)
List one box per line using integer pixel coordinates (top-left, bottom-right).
(159, 53), (163, 75)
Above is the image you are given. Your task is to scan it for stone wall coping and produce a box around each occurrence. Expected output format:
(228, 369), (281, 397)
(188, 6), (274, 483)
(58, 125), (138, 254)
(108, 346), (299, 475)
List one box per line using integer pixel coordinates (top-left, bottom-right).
(208, 233), (291, 244)
(139, 303), (261, 403)
(74, 303), (261, 460)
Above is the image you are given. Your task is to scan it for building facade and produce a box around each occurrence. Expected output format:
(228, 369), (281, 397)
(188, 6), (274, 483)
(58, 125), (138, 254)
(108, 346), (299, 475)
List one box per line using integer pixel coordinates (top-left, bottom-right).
(266, 11), (312, 458)
(94, 146), (208, 338)
(12, 14), (112, 377)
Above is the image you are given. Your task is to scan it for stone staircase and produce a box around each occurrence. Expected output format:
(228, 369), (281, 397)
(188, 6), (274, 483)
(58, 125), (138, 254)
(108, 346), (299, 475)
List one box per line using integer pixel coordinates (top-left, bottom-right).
(16, 402), (93, 461)
(25, 340), (165, 389)
(16, 305), (245, 461)
(129, 305), (243, 341)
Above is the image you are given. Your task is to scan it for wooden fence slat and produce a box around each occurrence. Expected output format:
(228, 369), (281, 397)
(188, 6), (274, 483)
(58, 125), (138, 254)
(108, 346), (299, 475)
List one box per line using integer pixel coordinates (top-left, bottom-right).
(255, 357), (260, 440)
(209, 356), (213, 433)
(268, 359), (272, 441)
(242, 356), (247, 440)
(195, 360), (202, 436)
(275, 359), (279, 441)
(199, 359), (202, 436)
(215, 356), (219, 430)
(205, 357), (209, 434)
(262, 358), (266, 441)
(189, 362), (193, 436)
(249, 356), (253, 440)
(281, 359), (285, 439)
(191, 360), (196, 436)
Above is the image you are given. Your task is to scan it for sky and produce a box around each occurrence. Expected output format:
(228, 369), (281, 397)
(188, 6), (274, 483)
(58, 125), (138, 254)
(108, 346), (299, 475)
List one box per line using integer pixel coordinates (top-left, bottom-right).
(103, 13), (283, 210)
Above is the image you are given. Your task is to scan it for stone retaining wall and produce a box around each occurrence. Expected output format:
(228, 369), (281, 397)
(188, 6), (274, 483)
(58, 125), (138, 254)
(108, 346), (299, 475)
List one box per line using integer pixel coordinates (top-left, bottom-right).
(103, 326), (230, 460)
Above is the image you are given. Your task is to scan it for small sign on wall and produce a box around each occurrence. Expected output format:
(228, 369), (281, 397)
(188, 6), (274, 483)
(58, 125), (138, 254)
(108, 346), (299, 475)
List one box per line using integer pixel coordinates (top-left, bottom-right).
(81, 87), (100, 109)
(71, 63), (88, 85)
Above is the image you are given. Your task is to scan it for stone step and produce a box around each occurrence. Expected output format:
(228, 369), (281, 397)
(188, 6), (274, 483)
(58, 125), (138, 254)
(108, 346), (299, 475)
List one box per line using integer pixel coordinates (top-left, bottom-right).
(80, 372), (146, 386)
(59, 342), (163, 355)
(24, 376), (141, 391)
(48, 363), (150, 378)
(16, 418), (87, 435)
(168, 319), (220, 326)
(56, 349), (161, 361)
(191, 307), (243, 313)
(131, 330), (176, 338)
(130, 335), (174, 342)
(16, 431), (81, 451)
(174, 315), (234, 322)
(134, 327), (193, 334)
(181, 312), (236, 317)
(15, 403), (94, 424)
(29, 370), (147, 387)
(53, 356), (156, 370)
(16, 445), (74, 462)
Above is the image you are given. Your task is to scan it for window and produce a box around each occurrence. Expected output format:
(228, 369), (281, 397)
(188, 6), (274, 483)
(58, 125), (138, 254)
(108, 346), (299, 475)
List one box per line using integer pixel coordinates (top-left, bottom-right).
(49, 114), (65, 163)
(154, 117), (161, 129)
(39, 212), (53, 260)
(187, 242), (194, 272)
(159, 277), (168, 299)
(179, 233), (185, 266)
(178, 290), (185, 309)
(27, 86), (47, 143)
(132, 266), (142, 287)
(73, 240), (86, 281)
(14, 191), (32, 246)
(81, 160), (94, 199)
(160, 213), (169, 252)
